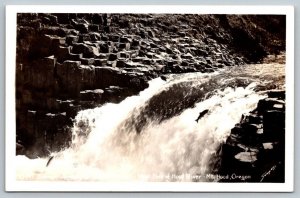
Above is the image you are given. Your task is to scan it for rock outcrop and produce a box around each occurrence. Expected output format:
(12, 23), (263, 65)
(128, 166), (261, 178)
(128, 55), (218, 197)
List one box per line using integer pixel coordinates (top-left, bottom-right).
(16, 13), (286, 158)
(217, 90), (285, 182)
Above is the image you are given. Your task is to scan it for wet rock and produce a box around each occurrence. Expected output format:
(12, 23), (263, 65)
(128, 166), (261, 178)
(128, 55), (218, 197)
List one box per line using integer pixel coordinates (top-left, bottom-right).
(257, 98), (285, 115)
(267, 90), (285, 100)
(219, 91), (285, 182)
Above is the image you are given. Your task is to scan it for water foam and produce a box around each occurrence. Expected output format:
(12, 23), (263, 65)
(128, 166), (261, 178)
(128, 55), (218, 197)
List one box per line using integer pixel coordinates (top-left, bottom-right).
(16, 77), (264, 181)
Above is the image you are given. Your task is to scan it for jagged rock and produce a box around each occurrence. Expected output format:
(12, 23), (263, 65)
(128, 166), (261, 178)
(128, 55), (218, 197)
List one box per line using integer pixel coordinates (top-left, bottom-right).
(94, 66), (121, 88)
(90, 14), (103, 24)
(72, 19), (89, 33)
(93, 59), (106, 66)
(89, 24), (99, 32)
(99, 43), (112, 53)
(16, 143), (25, 155)
(68, 53), (83, 61)
(118, 43), (131, 50)
(120, 37), (132, 43)
(108, 53), (119, 61)
(80, 58), (95, 65)
(40, 27), (67, 37)
(41, 15), (58, 26)
(78, 34), (91, 42)
(66, 35), (79, 45)
(22, 56), (56, 89)
(119, 52), (130, 59)
(116, 60), (126, 68)
(56, 60), (82, 94)
(72, 43), (100, 58)
(56, 46), (70, 62)
(53, 13), (70, 24)
(131, 39), (140, 47)
(257, 98), (285, 115)
(267, 90), (285, 100)
(80, 89), (104, 101)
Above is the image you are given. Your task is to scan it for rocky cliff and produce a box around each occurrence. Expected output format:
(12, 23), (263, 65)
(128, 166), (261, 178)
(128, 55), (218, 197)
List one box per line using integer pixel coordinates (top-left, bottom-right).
(215, 89), (285, 182)
(16, 13), (285, 158)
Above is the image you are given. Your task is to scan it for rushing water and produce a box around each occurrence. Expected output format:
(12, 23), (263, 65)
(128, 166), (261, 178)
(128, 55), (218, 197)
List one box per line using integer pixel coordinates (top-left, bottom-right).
(16, 63), (285, 182)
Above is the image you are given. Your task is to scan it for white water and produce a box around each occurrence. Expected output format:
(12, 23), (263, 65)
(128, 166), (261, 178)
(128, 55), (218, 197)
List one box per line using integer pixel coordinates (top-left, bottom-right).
(16, 63), (285, 182)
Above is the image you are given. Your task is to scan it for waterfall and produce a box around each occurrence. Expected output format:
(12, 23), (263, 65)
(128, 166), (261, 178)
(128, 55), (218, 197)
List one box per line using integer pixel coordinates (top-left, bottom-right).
(15, 63), (285, 182)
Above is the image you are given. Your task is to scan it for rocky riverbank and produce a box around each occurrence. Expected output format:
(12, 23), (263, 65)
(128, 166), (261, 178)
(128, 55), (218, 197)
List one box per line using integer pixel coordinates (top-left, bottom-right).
(16, 13), (285, 158)
(216, 90), (285, 182)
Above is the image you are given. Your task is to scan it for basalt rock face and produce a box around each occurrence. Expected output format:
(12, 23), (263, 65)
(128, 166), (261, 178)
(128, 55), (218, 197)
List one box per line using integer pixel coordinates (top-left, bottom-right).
(16, 13), (285, 158)
(217, 90), (285, 182)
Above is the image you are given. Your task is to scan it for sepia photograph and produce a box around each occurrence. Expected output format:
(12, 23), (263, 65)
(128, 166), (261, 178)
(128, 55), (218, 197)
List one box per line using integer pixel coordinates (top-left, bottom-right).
(5, 5), (294, 192)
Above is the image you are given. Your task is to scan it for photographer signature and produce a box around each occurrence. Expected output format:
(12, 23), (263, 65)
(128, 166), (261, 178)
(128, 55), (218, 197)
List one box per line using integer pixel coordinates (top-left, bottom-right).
(260, 165), (277, 182)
